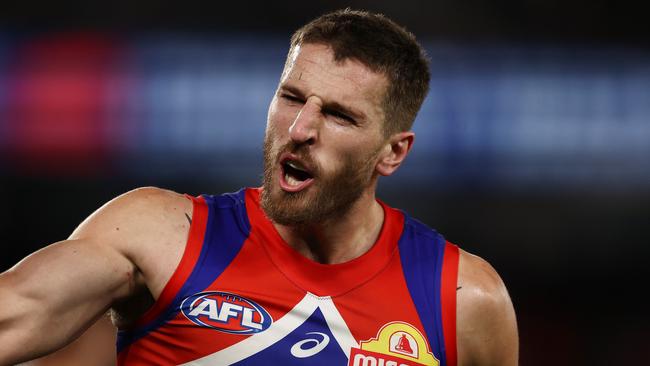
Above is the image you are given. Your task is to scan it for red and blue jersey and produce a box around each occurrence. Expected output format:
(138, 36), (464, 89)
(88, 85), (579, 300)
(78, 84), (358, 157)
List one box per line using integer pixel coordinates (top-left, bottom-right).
(117, 188), (459, 366)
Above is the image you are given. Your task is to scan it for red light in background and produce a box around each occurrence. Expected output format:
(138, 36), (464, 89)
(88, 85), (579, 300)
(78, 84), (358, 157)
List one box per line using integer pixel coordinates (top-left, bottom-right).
(5, 33), (125, 176)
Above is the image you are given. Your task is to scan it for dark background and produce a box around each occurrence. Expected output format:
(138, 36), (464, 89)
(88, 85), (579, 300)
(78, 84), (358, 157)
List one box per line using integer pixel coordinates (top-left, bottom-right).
(1, 1), (649, 365)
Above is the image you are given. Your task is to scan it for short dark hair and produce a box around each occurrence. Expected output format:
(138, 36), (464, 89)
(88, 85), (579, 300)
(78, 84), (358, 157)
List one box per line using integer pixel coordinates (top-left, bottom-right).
(288, 8), (430, 136)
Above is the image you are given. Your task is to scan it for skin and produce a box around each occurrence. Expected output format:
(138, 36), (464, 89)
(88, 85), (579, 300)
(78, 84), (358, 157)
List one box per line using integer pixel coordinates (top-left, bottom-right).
(264, 43), (397, 264)
(1, 187), (192, 365)
(0, 43), (517, 366)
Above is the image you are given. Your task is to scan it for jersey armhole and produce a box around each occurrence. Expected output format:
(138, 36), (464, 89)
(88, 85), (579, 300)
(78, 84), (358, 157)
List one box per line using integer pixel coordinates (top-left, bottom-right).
(441, 242), (460, 366)
(128, 194), (209, 329)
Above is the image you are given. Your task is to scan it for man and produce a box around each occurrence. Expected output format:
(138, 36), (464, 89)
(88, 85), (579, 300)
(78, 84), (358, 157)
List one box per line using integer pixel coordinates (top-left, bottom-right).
(0, 9), (517, 366)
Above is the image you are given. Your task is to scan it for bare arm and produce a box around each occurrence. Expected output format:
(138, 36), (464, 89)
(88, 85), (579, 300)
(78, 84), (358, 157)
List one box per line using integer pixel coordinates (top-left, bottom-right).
(0, 187), (191, 365)
(0, 234), (135, 364)
(456, 249), (519, 366)
(19, 314), (117, 366)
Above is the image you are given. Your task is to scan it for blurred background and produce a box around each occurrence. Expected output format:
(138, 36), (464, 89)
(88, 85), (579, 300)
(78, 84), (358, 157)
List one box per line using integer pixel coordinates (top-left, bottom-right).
(1, 1), (648, 364)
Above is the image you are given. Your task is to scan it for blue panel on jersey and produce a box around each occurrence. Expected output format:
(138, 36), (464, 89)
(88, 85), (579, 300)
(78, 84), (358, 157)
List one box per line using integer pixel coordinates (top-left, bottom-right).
(117, 189), (251, 352)
(231, 308), (348, 365)
(182, 189), (251, 296)
(397, 214), (448, 366)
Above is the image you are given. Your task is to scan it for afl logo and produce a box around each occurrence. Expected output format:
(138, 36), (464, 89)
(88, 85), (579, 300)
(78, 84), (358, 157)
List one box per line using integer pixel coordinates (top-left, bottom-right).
(180, 291), (272, 334)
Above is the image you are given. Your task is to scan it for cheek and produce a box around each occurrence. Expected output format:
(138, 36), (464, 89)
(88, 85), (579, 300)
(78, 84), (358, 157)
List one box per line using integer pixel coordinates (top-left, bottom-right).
(327, 135), (382, 171)
(264, 127), (282, 160)
(317, 140), (358, 173)
(266, 98), (280, 130)
(267, 97), (298, 131)
(266, 101), (287, 146)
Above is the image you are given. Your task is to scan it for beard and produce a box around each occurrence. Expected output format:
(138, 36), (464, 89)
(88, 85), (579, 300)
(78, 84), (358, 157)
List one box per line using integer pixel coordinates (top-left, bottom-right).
(260, 132), (379, 227)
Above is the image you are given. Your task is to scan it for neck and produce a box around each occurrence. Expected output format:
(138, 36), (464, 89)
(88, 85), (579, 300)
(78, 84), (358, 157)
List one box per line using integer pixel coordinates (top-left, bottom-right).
(273, 189), (385, 264)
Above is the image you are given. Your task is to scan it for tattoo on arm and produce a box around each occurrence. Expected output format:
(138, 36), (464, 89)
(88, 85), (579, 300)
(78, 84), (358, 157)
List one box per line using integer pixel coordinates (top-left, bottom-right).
(185, 213), (192, 224)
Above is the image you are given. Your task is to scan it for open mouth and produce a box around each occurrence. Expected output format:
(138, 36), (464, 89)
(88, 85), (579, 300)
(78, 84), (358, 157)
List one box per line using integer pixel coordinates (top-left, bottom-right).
(280, 159), (315, 192)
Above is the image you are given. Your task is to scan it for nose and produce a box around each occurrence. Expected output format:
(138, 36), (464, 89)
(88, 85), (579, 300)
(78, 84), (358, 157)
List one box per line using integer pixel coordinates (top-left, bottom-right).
(289, 98), (321, 145)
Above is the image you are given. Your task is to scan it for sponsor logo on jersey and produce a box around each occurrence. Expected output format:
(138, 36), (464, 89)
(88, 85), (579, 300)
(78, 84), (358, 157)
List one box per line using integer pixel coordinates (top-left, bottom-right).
(348, 322), (439, 366)
(291, 332), (331, 358)
(180, 291), (272, 334)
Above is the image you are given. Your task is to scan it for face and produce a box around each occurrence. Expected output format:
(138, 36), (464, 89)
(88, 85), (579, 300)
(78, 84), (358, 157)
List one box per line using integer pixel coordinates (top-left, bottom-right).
(261, 43), (389, 226)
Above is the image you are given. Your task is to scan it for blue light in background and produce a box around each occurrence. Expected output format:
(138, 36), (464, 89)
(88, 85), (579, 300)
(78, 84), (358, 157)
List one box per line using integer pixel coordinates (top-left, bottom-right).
(115, 35), (286, 183)
(407, 45), (650, 189)
(1, 34), (649, 190)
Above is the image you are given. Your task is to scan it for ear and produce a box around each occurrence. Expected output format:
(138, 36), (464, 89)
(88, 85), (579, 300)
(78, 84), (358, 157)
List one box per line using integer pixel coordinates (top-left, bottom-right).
(376, 131), (414, 176)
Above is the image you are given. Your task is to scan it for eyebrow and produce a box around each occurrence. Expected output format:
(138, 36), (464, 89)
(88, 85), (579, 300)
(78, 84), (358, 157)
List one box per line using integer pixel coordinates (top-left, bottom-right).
(279, 84), (367, 121)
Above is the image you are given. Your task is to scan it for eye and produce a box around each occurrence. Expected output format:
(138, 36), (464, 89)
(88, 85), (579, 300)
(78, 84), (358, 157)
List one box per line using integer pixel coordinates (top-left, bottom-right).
(325, 109), (356, 125)
(280, 94), (303, 104)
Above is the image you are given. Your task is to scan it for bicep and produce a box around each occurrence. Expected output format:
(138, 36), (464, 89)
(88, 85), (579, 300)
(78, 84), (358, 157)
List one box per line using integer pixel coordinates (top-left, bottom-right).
(456, 250), (518, 366)
(0, 237), (134, 363)
(8, 236), (135, 317)
(21, 314), (117, 366)
(0, 187), (189, 364)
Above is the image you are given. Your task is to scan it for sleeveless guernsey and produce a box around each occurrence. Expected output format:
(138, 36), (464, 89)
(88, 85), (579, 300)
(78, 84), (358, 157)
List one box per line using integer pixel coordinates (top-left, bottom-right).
(117, 188), (459, 366)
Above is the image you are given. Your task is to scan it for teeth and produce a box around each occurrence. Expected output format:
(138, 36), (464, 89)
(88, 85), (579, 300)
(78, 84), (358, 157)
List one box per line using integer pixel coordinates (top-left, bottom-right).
(285, 173), (301, 186)
(287, 161), (306, 172)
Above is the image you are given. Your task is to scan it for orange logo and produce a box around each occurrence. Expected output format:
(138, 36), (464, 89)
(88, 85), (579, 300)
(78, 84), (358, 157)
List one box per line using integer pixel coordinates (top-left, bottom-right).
(348, 322), (439, 366)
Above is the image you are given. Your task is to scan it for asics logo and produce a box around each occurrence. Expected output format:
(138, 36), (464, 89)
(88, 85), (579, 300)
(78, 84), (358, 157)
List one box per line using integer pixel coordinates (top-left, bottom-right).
(290, 332), (330, 358)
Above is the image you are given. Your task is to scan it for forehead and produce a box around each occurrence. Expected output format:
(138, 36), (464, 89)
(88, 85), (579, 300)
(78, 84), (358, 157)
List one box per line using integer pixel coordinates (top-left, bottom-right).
(280, 43), (388, 123)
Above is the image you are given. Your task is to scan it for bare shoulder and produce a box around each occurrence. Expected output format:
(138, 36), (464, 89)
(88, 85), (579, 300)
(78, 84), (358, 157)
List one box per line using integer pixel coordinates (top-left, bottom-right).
(457, 249), (509, 303)
(0, 187), (193, 364)
(71, 186), (194, 298)
(1, 188), (194, 364)
(70, 186), (191, 242)
(456, 249), (518, 366)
